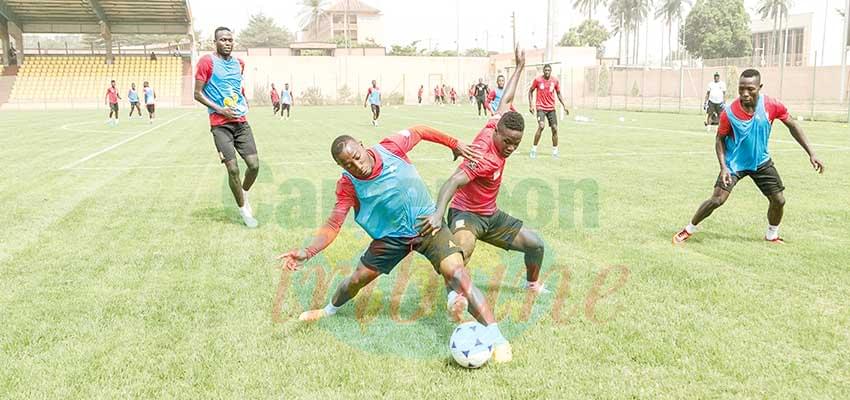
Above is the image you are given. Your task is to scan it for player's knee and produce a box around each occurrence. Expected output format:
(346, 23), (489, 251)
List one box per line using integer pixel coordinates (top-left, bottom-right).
(709, 195), (727, 208)
(224, 162), (240, 176)
(245, 160), (260, 174)
(769, 193), (785, 207)
(526, 233), (545, 254)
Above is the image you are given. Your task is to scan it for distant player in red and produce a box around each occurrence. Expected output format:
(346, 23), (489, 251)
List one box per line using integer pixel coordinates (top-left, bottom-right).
(418, 85), (424, 104)
(270, 83), (281, 116)
(434, 86), (441, 104)
(364, 80), (381, 126)
(105, 80), (121, 126)
(528, 64), (569, 158)
(422, 47), (550, 304)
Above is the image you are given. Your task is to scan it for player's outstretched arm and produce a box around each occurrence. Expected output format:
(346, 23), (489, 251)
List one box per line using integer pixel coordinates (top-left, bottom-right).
(277, 203), (351, 271)
(400, 126), (482, 160)
(782, 118), (825, 174)
(419, 168), (472, 237)
(498, 46), (525, 116)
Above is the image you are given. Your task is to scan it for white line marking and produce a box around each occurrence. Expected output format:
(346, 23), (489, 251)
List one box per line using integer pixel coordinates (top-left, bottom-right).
(59, 113), (192, 170)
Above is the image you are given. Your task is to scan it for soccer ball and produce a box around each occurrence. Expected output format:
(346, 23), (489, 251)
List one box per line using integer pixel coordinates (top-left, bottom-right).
(449, 321), (492, 369)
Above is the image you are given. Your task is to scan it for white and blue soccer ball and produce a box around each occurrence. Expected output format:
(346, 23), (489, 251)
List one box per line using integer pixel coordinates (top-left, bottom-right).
(449, 321), (492, 369)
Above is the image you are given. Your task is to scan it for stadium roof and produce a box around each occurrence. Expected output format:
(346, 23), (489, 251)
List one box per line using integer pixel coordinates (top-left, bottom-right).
(0, 0), (192, 35)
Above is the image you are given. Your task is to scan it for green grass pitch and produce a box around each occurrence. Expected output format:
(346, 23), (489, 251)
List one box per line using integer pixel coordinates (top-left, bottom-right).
(1, 104), (849, 398)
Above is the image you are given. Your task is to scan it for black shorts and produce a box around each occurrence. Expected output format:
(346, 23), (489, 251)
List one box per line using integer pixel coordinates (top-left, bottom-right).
(715, 159), (785, 196)
(537, 110), (558, 128)
(371, 104), (380, 113)
(360, 223), (462, 274)
(447, 208), (524, 251)
(146, 104), (155, 113)
(282, 103), (291, 111)
(210, 122), (258, 163)
(110, 103), (119, 112)
(130, 101), (139, 107)
(476, 97), (486, 105)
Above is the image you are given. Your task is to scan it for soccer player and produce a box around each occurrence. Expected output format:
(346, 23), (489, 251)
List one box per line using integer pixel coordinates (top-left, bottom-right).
(105, 80), (121, 126)
(422, 47), (549, 302)
(704, 72), (726, 130)
(277, 127), (514, 363)
(143, 81), (156, 124)
(434, 85), (441, 104)
(270, 83), (281, 116)
(450, 87), (457, 104)
(193, 26), (260, 228)
(486, 74), (516, 116)
(364, 80), (381, 126)
(418, 85), (424, 104)
(528, 64), (569, 159)
(127, 83), (142, 119)
(280, 83), (293, 120)
(474, 78), (489, 118)
(673, 69), (825, 244)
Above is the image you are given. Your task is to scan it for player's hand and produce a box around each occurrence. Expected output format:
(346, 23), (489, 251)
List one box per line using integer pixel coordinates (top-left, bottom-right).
(810, 154), (825, 174)
(563, 107), (571, 116)
(416, 214), (442, 237)
(453, 141), (483, 162)
(219, 107), (238, 120)
(719, 167), (733, 187)
(276, 249), (309, 271)
(514, 45), (526, 68)
(529, 107), (535, 115)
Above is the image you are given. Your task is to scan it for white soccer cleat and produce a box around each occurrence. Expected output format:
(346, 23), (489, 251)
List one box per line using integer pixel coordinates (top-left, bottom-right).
(239, 208), (258, 228)
(529, 149), (537, 159)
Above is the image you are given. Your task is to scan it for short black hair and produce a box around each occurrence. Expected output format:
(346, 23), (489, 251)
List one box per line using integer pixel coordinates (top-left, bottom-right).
(214, 27), (232, 39)
(543, 64), (552, 70)
(331, 135), (356, 162)
(110, 80), (115, 83)
(740, 69), (761, 82)
(497, 74), (505, 79)
(714, 72), (720, 76)
(497, 111), (524, 132)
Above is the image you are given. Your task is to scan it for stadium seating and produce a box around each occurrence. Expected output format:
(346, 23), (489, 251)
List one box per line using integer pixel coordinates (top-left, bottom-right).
(8, 55), (184, 106)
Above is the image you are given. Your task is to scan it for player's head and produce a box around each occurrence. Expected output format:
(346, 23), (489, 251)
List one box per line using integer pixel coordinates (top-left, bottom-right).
(478, 78), (483, 84)
(285, 83), (289, 89)
(371, 80), (377, 87)
(110, 80), (116, 87)
(332, 135), (372, 179)
(543, 64), (552, 79)
(497, 74), (505, 88)
(214, 27), (234, 56)
(143, 81), (149, 87)
(714, 72), (720, 82)
(131, 83), (136, 89)
(738, 69), (762, 107)
(493, 111), (525, 158)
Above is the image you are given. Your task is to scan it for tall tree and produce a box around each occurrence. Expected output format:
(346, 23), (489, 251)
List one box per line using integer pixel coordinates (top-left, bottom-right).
(238, 13), (293, 48)
(298, 0), (330, 41)
(573, 0), (608, 21)
(656, 0), (691, 64)
(609, 0), (629, 63)
(682, 0), (752, 60)
(559, 19), (610, 58)
(757, 0), (789, 63)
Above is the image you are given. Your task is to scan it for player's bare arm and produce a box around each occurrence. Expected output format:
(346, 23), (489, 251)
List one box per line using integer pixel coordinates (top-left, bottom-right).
(782, 118), (825, 174)
(194, 78), (236, 120)
(419, 168), (472, 237)
(497, 45), (526, 115)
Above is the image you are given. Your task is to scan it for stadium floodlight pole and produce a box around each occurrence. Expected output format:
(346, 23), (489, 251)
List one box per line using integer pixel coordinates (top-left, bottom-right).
(841, 0), (849, 103)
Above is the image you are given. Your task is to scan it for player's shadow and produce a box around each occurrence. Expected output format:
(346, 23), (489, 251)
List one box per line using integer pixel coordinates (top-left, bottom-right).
(190, 206), (239, 224)
(657, 229), (759, 244)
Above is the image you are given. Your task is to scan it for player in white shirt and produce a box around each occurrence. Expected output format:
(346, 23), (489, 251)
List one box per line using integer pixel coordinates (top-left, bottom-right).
(704, 72), (726, 129)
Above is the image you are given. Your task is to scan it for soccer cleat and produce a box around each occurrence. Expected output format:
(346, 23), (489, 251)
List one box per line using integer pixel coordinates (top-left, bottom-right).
(447, 294), (468, 322)
(526, 282), (552, 294)
(765, 237), (785, 244)
(529, 149), (537, 159)
(491, 342), (513, 363)
(672, 229), (692, 244)
(239, 208), (258, 228)
(298, 309), (328, 322)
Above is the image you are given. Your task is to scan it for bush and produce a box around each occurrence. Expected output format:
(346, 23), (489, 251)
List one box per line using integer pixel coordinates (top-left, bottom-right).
(383, 91), (404, 106)
(253, 83), (270, 106)
(597, 67), (610, 96)
(300, 86), (326, 106)
(337, 85), (353, 105)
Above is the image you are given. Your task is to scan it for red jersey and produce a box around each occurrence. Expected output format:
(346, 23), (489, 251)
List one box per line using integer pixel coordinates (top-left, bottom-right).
(450, 89), (457, 99)
(451, 116), (505, 215)
(106, 87), (119, 104)
(418, 87), (424, 96)
(718, 96), (789, 139)
(532, 76), (560, 111)
(195, 54), (248, 126)
(305, 126), (458, 257)
(270, 89), (280, 103)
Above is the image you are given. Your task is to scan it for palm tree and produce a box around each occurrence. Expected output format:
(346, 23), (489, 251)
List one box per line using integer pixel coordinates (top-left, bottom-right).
(757, 0), (790, 64)
(574, 0), (608, 21)
(656, 0), (691, 65)
(631, 0), (652, 64)
(298, 0), (330, 41)
(609, 0), (629, 63)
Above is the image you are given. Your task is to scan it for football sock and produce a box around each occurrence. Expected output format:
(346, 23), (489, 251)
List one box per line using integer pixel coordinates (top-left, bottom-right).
(447, 290), (459, 307)
(766, 225), (780, 240)
(323, 302), (339, 315)
(531, 145), (538, 153)
(525, 281), (542, 291)
(685, 223), (698, 234)
(552, 147), (559, 156)
(485, 323), (507, 345)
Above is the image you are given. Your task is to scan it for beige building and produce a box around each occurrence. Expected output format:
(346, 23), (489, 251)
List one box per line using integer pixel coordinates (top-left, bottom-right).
(299, 0), (383, 46)
(751, 13), (812, 67)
